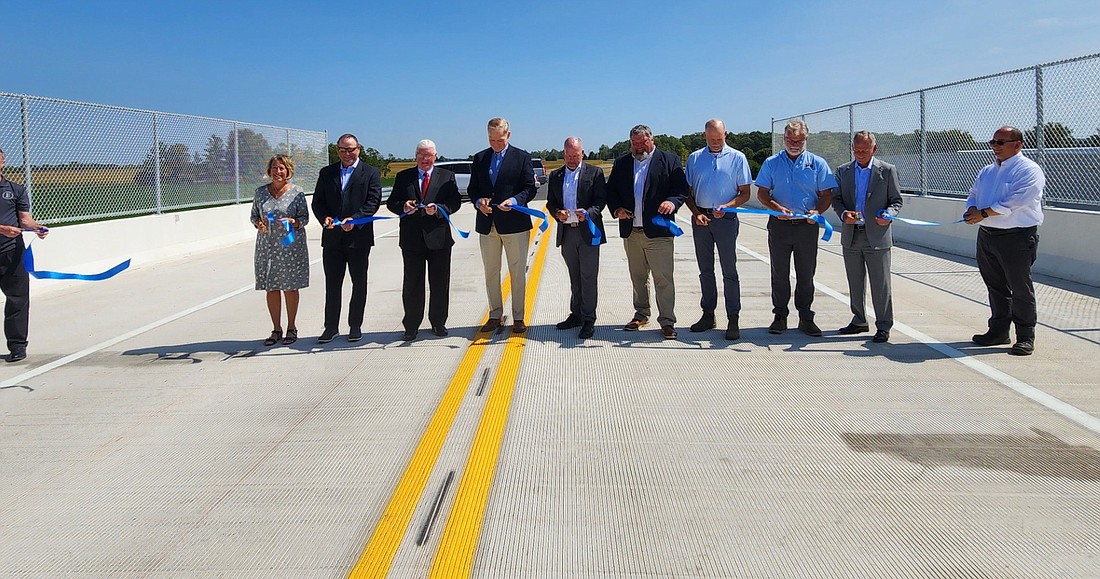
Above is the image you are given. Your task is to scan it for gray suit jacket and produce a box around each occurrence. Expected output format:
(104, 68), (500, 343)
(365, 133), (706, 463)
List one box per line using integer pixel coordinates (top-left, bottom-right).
(832, 158), (903, 250)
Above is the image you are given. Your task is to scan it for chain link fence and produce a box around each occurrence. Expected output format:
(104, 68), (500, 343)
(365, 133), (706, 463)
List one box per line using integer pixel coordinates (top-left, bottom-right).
(0, 93), (327, 225)
(772, 52), (1100, 210)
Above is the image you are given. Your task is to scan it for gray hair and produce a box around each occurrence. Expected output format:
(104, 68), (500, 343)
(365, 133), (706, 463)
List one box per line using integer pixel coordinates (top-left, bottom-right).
(785, 119), (809, 136)
(563, 136), (583, 149)
(630, 124), (652, 138)
(704, 119), (725, 132)
(853, 131), (876, 146)
(415, 139), (437, 154)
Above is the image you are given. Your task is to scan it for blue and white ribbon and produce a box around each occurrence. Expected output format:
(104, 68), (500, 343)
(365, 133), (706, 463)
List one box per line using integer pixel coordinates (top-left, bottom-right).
(876, 210), (964, 226)
(496, 204), (549, 233)
(718, 207), (833, 241)
(427, 205), (470, 239)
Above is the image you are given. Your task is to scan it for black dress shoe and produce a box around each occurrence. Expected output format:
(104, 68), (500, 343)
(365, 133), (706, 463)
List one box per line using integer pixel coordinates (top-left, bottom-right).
(838, 323), (870, 335)
(317, 328), (338, 344)
(1010, 338), (1034, 356)
(6, 350), (26, 363)
(872, 330), (890, 343)
(689, 312), (716, 333)
(972, 331), (1011, 346)
(767, 316), (787, 334)
(556, 315), (582, 330)
(431, 325), (448, 337)
(512, 320), (527, 333)
(402, 330), (417, 341)
(481, 318), (501, 332)
(579, 321), (595, 339)
(798, 319), (822, 337)
(348, 327), (363, 342)
(725, 319), (740, 341)
(661, 325), (678, 339)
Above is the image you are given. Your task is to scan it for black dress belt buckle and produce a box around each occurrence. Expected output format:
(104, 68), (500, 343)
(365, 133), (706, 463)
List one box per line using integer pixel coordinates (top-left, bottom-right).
(853, 224), (866, 231)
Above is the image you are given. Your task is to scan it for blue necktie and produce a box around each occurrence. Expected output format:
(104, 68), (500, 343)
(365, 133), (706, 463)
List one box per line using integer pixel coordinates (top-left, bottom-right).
(490, 152), (502, 186)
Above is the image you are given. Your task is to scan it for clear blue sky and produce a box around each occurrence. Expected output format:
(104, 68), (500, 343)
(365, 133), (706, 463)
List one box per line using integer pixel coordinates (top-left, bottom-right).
(6, 0), (1099, 159)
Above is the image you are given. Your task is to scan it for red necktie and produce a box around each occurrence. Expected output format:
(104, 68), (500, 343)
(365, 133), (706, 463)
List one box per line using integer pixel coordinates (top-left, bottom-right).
(421, 171), (430, 198)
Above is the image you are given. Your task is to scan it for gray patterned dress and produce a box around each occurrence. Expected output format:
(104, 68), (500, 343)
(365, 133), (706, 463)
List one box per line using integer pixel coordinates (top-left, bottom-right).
(250, 183), (310, 290)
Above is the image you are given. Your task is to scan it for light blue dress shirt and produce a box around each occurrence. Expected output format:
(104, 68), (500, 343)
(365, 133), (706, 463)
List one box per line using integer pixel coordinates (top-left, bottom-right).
(755, 150), (837, 214)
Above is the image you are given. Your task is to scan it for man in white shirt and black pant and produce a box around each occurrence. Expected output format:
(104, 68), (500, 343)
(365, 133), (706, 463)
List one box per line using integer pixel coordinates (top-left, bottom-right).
(963, 126), (1045, 356)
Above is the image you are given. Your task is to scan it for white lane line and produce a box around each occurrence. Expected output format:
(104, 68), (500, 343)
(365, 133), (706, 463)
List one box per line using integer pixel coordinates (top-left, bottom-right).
(0, 225), (404, 389)
(730, 227), (1100, 436)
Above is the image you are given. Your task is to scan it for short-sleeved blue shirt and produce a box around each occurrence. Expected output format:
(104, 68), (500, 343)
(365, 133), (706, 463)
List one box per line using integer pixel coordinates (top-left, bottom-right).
(685, 145), (751, 209)
(754, 150), (837, 214)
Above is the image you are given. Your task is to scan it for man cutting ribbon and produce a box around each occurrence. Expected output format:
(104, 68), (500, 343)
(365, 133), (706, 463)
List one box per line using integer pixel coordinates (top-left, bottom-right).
(0, 147), (49, 363)
(755, 119), (838, 338)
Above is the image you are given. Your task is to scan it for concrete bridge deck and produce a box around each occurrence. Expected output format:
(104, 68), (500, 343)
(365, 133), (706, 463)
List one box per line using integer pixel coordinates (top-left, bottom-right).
(1, 205), (1098, 578)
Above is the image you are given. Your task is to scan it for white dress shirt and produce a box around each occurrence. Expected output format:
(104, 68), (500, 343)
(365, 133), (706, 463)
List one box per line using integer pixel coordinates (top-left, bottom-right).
(966, 152), (1045, 228)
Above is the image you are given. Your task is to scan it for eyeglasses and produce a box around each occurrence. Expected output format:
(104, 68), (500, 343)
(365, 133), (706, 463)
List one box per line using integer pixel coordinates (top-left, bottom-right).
(988, 139), (1020, 146)
(337, 146), (360, 153)
(784, 137), (806, 145)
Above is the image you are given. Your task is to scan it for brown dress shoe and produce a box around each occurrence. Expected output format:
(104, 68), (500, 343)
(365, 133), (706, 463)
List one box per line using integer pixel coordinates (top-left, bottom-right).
(624, 318), (648, 331)
(480, 318), (501, 332)
(512, 320), (527, 333)
(661, 325), (678, 339)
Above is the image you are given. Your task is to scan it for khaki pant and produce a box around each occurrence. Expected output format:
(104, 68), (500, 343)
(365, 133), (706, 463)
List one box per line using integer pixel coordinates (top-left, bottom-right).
(623, 229), (676, 327)
(480, 226), (530, 321)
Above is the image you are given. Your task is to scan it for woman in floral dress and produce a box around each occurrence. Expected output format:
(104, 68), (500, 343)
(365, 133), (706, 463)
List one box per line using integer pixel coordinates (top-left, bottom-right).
(250, 154), (310, 345)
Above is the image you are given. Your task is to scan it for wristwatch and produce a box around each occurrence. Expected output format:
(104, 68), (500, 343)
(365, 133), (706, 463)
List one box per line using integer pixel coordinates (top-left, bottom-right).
(980, 209), (989, 219)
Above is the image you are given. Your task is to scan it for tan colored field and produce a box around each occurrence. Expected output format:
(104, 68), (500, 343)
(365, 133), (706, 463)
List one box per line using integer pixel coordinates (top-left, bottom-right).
(27, 165), (139, 185)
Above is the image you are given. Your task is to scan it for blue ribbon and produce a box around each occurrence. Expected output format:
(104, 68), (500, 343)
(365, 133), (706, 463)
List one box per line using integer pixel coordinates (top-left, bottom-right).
(717, 207), (833, 241)
(426, 205), (470, 239)
(585, 212), (602, 246)
(651, 215), (684, 236)
(876, 210), (964, 226)
(496, 204), (549, 233)
(266, 211), (295, 246)
(23, 243), (130, 281)
(332, 214), (400, 227)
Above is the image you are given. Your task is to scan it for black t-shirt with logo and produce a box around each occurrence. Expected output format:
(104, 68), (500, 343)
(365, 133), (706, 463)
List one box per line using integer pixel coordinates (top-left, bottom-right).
(0, 178), (30, 252)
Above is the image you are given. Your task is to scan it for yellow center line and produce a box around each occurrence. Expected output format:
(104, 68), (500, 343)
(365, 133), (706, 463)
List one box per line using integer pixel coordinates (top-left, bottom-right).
(347, 217), (546, 578)
(428, 214), (555, 577)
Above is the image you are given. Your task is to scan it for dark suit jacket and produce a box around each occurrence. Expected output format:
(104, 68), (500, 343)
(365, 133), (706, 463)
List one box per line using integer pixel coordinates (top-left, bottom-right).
(468, 145), (538, 235)
(311, 161), (383, 249)
(545, 163), (607, 247)
(385, 166), (462, 251)
(831, 158), (903, 250)
(606, 148), (689, 238)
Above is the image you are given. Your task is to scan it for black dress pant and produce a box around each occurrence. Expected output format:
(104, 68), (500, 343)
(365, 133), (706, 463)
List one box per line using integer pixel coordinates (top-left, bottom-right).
(0, 240), (30, 353)
(401, 245), (451, 331)
(976, 225), (1038, 340)
(322, 243), (370, 332)
(767, 216), (819, 320)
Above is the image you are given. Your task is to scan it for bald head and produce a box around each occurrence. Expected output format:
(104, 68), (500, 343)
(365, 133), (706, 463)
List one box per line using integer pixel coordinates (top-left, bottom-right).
(704, 119), (727, 153)
(563, 136), (584, 170)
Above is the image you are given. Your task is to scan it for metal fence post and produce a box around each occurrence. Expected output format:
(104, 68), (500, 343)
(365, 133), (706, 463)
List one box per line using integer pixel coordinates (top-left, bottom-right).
(233, 122), (240, 203)
(153, 112), (162, 214)
(848, 105), (855, 162)
(919, 90), (928, 196)
(1035, 65), (1046, 165)
(20, 97), (32, 209)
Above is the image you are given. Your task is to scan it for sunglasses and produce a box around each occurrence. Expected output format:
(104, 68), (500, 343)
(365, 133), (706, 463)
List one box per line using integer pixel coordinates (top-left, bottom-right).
(988, 139), (1021, 146)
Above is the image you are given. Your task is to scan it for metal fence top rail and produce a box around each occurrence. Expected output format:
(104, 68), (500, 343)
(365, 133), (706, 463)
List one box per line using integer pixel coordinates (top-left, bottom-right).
(772, 51), (1100, 124)
(0, 91), (324, 134)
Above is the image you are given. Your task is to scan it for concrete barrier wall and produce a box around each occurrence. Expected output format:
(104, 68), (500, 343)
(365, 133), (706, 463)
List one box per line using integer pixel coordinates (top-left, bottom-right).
(28, 203), (260, 296)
